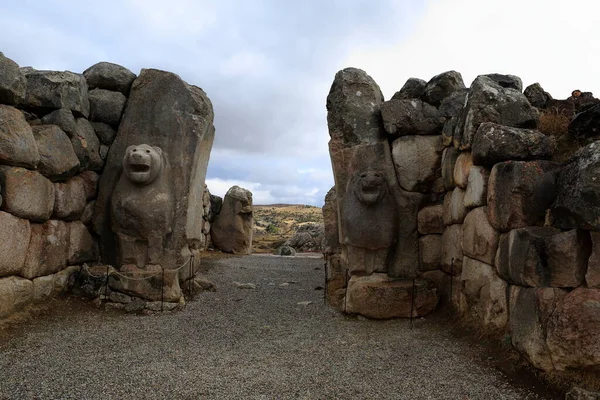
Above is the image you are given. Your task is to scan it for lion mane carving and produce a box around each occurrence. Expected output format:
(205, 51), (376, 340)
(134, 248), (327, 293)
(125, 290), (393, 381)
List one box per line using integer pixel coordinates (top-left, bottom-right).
(111, 144), (174, 269)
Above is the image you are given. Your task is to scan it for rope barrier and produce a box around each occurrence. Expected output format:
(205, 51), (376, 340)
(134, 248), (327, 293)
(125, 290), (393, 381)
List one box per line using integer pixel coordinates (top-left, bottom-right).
(82, 256), (192, 282)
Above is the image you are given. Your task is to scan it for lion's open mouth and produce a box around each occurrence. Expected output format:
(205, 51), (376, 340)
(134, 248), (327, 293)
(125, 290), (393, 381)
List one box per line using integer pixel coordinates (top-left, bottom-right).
(129, 164), (150, 173)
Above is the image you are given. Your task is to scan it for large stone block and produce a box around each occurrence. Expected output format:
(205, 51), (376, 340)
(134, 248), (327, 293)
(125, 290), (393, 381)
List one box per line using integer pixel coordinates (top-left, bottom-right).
(54, 176), (86, 221)
(418, 205), (444, 235)
(31, 125), (80, 180)
(211, 186), (253, 255)
(551, 141), (600, 230)
(422, 70), (466, 107)
(0, 105), (40, 168)
(0, 166), (55, 221)
(587, 232), (600, 288)
(391, 135), (443, 192)
(487, 161), (558, 232)
(462, 207), (499, 265)
(68, 221), (98, 265)
(441, 146), (459, 190)
(439, 89), (468, 119)
(23, 70), (89, 117)
(108, 265), (181, 302)
(79, 170), (100, 200)
(380, 99), (444, 136)
(441, 224), (463, 275)
(0, 276), (33, 318)
(509, 286), (566, 371)
(83, 62), (137, 96)
(460, 257), (508, 330)
(453, 152), (473, 189)
(496, 227), (591, 288)
(346, 274), (439, 319)
(464, 166), (489, 208)
(0, 211), (31, 277)
(524, 83), (552, 109)
(472, 122), (552, 166)
(444, 188), (468, 225)
(322, 187), (340, 254)
(71, 118), (103, 171)
(22, 220), (70, 279)
(40, 109), (76, 134)
(419, 234), (441, 272)
(0, 51), (26, 105)
(88, 88), (127, 127)
(547, 288), (600, 371)
(32, 274), (54, 302)
(391, 77), (426, 100)
(91, 121), (116, 145)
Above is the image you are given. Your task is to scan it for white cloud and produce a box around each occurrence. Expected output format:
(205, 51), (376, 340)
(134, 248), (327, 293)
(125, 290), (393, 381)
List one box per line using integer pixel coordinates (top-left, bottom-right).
(205, 178), (274, 204)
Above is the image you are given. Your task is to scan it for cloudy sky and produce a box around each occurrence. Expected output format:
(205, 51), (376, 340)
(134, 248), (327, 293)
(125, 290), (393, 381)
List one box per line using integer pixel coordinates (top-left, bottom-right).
(1, 0), (598, 205)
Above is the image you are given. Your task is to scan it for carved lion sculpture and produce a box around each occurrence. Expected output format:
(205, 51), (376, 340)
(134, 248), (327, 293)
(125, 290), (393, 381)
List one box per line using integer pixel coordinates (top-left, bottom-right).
(111, 144), (174, 269)
(342, 169), (397, 250)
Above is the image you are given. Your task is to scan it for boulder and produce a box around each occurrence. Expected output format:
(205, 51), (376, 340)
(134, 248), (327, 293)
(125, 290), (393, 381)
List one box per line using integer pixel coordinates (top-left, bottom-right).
(81, 201), (95, 226)
(547, 288), (600, 370)
(71, 118), (103, 171)
(422, 270), (461, 309)
(509, 286), (567, 371)
(346, 274), (439, 319)
(471, 122), (552, 166)
(211, 186), (253, 254)
(91, 121), (116, 145)
(524, 83), (552, 109)
(464, 166), (489, 208)
(551, 141), (600, 230)
(0, 52), (26, 105)
(52, 265), (79, 294)
(0, 105), (40, 168)
(23, 70), (89, 117)
(68, 221), (98, 265)
(442, 117), (458, 147)
(391, 77), (426, 100)
(445, 188), (468, 225)
(439, 89), (468, 118)
(0, 276), (33, 318)
(322, 187), (340, 254)
(210, 194), (223, 216)
(0, 212), (31, 277)
(79, 170), (100, 200)
(32, 275), (55, 302)
(284, 223), (324, 252)
(441, 146), (459, 190)
(456, 75), (539, 150)
(462, 207), (499, 265)
(31, 125), (80, 180)
(391, 135), (443, 192)
(417, 205), (444, 235)
(88, 88), (127, 127)
(53, 176), (86, 221)
(483, 73), (523, 91)
(487, 161), (558, 231)
(40, 109), (76, 134)
(22, 220), (70, 279)
(380, 99), (444, 136)
(496, 227), (591, 287)
(422, 71), (466, 107)
(83, 62), (137, 96)
(277, 245), (296, 256)
(326, 68), (384, 146)
(419, 234), (441, 272)
(587, 232), (600, 288)
(568, 104), (600, 139)
(0, 166), (54, 221)
(453, 152), (473, 189)
(441, 224), (463, 275)
(72, 264), (115, 298)
(460, 256), (508, 330)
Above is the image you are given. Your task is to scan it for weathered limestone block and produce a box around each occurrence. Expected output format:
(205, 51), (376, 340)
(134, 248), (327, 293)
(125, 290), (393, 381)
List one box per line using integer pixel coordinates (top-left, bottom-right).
(422, 70), (466, 107)
(23, 70), (90, 117)
(83, 62), (137, 96)
(453, 152), (473, 189)
(391, 77), (426, 100)
(0, 166), (55, 221)
(211, 186), (253, 255)
(464, 166), (489, 208)
(551, 141), (600, 230)
(53, 265), (80, 294)
(487, 161), (558, 232)
(88, 88), (127, 127)
(380, 99), (444, 136)
(108, 265), (181, 302)
(444, 188), (468, 225)
(326, 68), (385, 147)
(455, 75), (539, 150)
(441, 224), (463, 275)
(0, 211), (31, 277)
(91, 122), (116, 145)
(79, 170), (100, 200)
(322, 187), (340, 254)
(94, 68), (215, 271)
(441, 146), (459, 190)
(391, 135), (443, 192)
(524, 83), (552, 109)
(0, 105), (40, 168)
(54, 176), (86, 221)
(484, 73), (523, 91)
(31, 125), (80, 180)
(32, 275), (54, 301)
(546, 288), (600, 371)
(439, 89), (468, 118)
(419, 235), (441, 272)
(423, 270), (461, 309)
(71, 118), (103, 171)
(22, 220), (70, 279)
(0, 52), (26, 105)
(587, 232), (600, 288)
(496, 227), (591, 288)
(460, 256), (508, 330)
(41, 109), (76, 134)
(68, 221), (98, 265)
(0, 276), (33, 318)
(462, 207), (499, 265)
(346, 274), (439, 319)
(418, 205), (444, 235)
(509, 286), (566, 371)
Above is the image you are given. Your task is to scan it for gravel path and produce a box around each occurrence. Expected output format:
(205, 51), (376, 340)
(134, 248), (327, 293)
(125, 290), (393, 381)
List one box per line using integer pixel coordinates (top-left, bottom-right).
(0, 255), (554, 399)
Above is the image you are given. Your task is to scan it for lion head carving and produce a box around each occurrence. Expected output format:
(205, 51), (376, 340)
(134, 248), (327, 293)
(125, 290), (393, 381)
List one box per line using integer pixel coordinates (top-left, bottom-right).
(353, 169), (388, 206)
(122, 144), (164, 184)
